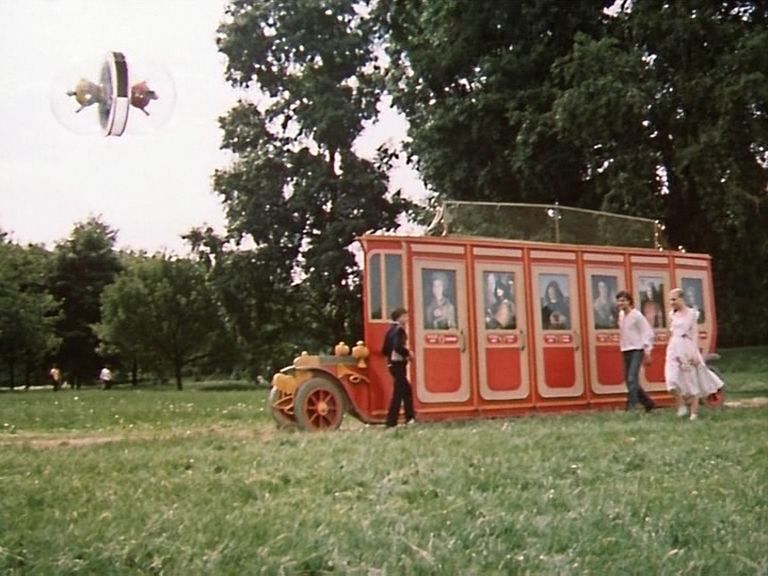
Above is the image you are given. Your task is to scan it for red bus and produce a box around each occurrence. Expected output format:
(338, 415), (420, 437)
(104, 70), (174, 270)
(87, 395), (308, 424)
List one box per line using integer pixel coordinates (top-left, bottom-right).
(269, 204), (720, 430)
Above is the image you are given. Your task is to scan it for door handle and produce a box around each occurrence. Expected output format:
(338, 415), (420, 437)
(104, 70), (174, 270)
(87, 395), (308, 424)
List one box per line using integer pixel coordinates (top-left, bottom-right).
(519, 329), (525, 350)
(573, 330), (580, 351)
(459, 329), (467, 353)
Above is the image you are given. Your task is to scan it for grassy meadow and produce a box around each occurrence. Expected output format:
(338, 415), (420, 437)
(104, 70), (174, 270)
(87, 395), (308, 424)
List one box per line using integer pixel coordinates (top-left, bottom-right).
(1, 348), (767, 575)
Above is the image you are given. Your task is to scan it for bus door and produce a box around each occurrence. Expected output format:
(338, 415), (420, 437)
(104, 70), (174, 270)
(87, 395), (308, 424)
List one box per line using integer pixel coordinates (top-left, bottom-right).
(631, 261), (671, 391)
(583, 258), (627, 398)
(473, 251), (530, 404)
(531, 258), (585, 401)
(412, 256), (471, 405)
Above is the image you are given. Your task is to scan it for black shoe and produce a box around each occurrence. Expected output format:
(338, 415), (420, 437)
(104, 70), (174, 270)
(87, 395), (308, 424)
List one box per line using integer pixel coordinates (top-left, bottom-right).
(644, 403), (656, 413)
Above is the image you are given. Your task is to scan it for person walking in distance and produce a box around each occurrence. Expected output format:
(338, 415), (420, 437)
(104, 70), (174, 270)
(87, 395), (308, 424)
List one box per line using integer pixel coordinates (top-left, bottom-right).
(99, 366), (113, 390)
(382, 308), (415, 427)
(616, 290), (656, 412)
(49, 364), (62, 391)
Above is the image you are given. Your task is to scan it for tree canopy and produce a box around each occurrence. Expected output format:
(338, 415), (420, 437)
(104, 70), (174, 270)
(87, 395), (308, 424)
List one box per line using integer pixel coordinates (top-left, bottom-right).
(49, 217), (123, 385)
(213, 0), (411, 354)
(97, 255), (229, 390)
(0, 239), (60, 388)
(376, 0), (768, 344)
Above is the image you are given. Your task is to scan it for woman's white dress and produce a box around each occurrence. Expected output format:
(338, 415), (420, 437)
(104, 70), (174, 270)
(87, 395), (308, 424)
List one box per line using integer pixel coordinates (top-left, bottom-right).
(665, 307), (724, 397)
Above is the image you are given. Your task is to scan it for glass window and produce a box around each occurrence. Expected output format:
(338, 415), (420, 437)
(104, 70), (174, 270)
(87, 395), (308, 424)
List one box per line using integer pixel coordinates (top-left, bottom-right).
(384, 254), (403, 319)
(368, 252), (403, 321)
(369, 254), (382, 320)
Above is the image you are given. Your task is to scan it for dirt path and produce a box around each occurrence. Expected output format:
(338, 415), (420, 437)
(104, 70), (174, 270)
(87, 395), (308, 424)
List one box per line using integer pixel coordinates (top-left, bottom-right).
(2, 400), (765, 449)
(0, 423), (280, 450)
(724, 397), (768, 408)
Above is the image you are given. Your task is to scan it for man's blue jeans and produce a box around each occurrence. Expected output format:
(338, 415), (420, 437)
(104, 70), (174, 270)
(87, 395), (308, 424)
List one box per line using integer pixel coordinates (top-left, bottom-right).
(622, 349), (654, 410)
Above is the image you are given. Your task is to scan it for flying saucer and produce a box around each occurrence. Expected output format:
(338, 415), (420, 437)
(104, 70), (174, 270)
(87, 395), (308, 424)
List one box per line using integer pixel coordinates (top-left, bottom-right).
(51, 51), (174, 137)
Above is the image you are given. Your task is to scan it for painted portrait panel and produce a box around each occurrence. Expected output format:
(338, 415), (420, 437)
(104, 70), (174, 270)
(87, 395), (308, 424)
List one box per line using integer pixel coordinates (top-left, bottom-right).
(638, 276), (666, 328)
(422, 268), (457, 330)
(681, 277), (706, 323)
(591, 274), (618, 329)
(539, 273), (571, 330)
(483, 271), (517, 330)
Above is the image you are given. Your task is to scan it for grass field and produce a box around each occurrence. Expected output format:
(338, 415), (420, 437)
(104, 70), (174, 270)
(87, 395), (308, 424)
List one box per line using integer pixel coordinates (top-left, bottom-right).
(1, 347), (766, 575)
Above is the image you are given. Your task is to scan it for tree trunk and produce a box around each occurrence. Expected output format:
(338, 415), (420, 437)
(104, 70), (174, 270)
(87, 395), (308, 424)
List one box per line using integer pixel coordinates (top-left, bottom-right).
(175, 362), (183, 390)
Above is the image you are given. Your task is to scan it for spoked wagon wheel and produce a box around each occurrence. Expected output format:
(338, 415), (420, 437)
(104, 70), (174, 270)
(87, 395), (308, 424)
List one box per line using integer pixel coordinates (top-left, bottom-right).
(294, 378), (345, 431)
(269, 387), (297, 427)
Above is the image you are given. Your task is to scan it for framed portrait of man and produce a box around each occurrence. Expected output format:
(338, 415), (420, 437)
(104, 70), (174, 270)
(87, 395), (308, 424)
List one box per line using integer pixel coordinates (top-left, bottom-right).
(422, 268), (457, 330)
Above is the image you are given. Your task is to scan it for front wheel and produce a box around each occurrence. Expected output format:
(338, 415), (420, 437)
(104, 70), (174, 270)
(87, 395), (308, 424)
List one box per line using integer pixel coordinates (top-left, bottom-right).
(269, 387), (297, 427)
(294, 378), (345, 431)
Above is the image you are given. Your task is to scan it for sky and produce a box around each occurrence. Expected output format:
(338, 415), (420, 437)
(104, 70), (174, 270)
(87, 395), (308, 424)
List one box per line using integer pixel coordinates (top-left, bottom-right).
(0, 0), (422, 254)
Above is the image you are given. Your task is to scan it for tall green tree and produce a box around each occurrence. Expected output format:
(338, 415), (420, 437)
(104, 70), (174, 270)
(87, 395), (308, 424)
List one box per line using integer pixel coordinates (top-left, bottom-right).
(551, 1), (768, 344)
(50, 217), (122, 385)
(378, 0), (768, 345)
(97, 255), (229, 390)
(0, 239), (60, 388)
(214, 0), (410, 361)
(186, 226), (313, 380)
(379, 0), (609, 205)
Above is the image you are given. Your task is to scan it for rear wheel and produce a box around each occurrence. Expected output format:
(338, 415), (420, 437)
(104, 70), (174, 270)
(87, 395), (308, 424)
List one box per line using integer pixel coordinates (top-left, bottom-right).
(294, 378), (345, 431)
(269, 387), (296, 427)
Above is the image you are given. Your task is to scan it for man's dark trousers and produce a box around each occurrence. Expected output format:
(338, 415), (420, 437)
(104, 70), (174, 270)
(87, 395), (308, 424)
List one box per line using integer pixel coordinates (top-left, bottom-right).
(386, 361), (414, 426)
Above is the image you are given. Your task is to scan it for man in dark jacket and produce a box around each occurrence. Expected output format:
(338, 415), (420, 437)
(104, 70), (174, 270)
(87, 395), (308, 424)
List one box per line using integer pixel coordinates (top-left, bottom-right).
(382, 307), (415, 427)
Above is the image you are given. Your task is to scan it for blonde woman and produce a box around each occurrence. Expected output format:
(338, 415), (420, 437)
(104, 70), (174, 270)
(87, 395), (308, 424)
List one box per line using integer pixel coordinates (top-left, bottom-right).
(664, 288), (723, 420)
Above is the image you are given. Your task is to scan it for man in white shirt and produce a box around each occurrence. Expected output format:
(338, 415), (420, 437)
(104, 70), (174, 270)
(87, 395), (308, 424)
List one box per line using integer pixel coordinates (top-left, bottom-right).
(616, 290), (656, 412)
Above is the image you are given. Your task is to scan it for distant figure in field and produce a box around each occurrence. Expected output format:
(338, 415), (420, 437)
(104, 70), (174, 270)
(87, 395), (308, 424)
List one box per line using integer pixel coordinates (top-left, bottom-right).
(99, 366), (113, 390)
(49, 364), (62, 391)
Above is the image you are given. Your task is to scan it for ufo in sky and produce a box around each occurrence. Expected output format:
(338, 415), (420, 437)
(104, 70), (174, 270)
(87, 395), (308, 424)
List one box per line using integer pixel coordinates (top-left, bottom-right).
(52, 51), (174, 137)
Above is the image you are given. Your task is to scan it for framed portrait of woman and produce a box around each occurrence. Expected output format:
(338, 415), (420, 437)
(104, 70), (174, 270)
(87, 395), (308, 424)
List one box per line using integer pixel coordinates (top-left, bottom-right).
(539, 273), (571, 330)
(638, 276), (665, 328)
(483, 271), (517, 330)
(591, 274), (618, 329)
